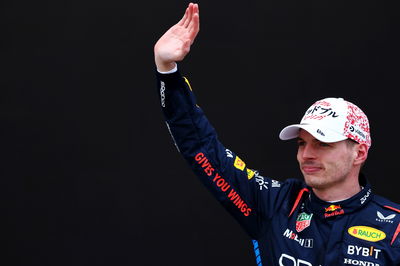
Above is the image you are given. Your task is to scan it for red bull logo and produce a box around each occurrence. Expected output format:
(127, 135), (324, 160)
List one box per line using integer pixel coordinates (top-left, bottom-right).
(325, 204), (341, 212)
(324, 205), (344, 218)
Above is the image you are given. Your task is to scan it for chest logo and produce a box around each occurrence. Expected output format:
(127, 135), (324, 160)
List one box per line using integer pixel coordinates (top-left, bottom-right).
(296, 212), (313, 232)
(376, 211), (396, 223)
(324, 204), (345, 218)
(348, 226), (386, 242)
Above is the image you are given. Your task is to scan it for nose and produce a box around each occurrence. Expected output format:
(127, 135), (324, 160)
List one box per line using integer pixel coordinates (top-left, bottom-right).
(299, 143), (317, 160)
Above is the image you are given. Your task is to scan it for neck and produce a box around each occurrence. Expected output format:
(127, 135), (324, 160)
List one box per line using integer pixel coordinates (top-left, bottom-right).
(312, 173), (362, 202)
(313, 185), (362, 202)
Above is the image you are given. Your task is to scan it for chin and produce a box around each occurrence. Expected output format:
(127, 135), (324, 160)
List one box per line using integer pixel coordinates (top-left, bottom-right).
(303, 174), (326, 189)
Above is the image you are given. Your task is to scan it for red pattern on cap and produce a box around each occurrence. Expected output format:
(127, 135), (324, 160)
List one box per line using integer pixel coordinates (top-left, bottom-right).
(343, 102), (371, 148)
(315, 100), (331, 107)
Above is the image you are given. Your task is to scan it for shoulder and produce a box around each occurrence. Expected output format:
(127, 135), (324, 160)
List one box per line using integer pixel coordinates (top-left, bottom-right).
(372, 194), (400, 214)
(252, 176), (307, 194)
(367, 194), (400, 247)
(367, 194), (400, 225)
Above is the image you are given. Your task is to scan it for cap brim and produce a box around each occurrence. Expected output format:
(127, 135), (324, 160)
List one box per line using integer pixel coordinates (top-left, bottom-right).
(279, 124), (348, 143)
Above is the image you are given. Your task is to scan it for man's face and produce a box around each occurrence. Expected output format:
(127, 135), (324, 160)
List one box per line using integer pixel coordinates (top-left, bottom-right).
(296, 130), (357, 190)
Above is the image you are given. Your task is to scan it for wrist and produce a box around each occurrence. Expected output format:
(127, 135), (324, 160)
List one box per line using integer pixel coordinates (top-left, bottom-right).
(155, 57), (176, 73)
(157, 64), (178, 74)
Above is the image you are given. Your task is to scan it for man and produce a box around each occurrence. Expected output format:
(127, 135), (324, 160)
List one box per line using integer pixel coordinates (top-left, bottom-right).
(154, 3), (400, 265)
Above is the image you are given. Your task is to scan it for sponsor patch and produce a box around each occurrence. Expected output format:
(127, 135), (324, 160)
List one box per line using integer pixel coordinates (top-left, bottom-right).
(234, 156), (246, 171)
(254, 172), (268, 190)
(348, 226), (386, 242)
(283, 229), (313, 248)
(296, 212), (313, 233)
(246, 168), (255, 180)
(343, 258), (379, 265)
(325, 204), (341, 212)
(160, 81), (166, 107)
(324, 204), (344, 218)
(376, 211), (396, 223)
(347, 245), (381, 259)
(360, 189), (371, 205)
(225, 149), (234, 158)
(271, 180), (281, 188)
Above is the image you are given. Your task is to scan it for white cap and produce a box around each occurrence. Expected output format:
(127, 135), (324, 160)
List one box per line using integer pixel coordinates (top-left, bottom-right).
(279, 97), (371, 148)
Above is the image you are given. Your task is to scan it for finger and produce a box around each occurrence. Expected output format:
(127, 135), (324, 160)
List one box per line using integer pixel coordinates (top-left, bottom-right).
(193, 3), (199, 14)
(183, 3), (194, 28)
(178, 4), (191, 26)
(188, 4), (199, 30)
(188, 13), (200, 43)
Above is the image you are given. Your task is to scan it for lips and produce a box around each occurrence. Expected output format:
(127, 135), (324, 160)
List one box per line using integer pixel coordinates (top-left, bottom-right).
(301, 164), (322, 174)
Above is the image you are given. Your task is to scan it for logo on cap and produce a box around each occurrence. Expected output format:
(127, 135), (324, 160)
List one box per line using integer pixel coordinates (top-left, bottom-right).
(317, 129), (325, 136)
(279, 98), (371, 149)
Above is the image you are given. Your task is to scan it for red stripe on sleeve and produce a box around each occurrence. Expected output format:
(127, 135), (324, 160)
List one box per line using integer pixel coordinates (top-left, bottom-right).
(384, 205), (400, 213)
(384, 205), (400, 245)
(391, 222), (400, 245)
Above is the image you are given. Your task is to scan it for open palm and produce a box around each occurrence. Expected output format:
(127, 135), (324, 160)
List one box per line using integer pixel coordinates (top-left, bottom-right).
(154, 3), (200, 72)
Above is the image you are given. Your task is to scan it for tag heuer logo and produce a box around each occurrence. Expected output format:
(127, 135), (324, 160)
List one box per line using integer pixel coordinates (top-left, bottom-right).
(296, 212), (313, 233)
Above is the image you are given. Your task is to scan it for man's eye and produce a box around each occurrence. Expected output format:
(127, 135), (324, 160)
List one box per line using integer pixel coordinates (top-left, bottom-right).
(297, 141), (305, 146)
(319, 142), (330, 147)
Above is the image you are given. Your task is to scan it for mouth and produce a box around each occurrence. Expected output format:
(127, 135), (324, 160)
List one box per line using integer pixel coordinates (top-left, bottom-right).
(301, 165), (323, 174)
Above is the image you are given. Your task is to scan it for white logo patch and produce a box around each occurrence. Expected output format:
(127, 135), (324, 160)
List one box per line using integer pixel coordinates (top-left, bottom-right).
(254, 172), (268, 190)
(376, 211), (395, 223)
(160, 81), (166, 107)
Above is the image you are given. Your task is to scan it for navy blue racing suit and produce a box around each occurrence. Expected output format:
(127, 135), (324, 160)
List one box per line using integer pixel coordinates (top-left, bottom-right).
(156, 68), (400, 265)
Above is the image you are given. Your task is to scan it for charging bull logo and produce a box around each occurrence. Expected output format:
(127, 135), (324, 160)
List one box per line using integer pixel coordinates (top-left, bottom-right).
(324, 205), (344, 218)
(325, 205), (341, 212)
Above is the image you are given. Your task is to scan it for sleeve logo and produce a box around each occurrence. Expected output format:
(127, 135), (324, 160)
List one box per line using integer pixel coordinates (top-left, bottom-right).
(234, 156), (246, 171)
(160, 81), (166, 107)
(246, 168), (255, 180)
(194, 152), (252, 217)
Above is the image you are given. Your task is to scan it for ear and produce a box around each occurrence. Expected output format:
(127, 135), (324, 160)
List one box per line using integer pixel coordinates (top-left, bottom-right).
(354, 143), (368, 166)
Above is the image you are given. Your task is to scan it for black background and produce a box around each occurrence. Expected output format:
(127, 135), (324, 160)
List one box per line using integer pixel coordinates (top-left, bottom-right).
(2, 0), (400, 265)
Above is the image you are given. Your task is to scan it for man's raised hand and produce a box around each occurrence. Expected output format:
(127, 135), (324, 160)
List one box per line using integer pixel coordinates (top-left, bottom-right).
(154, 3), (200, 72)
